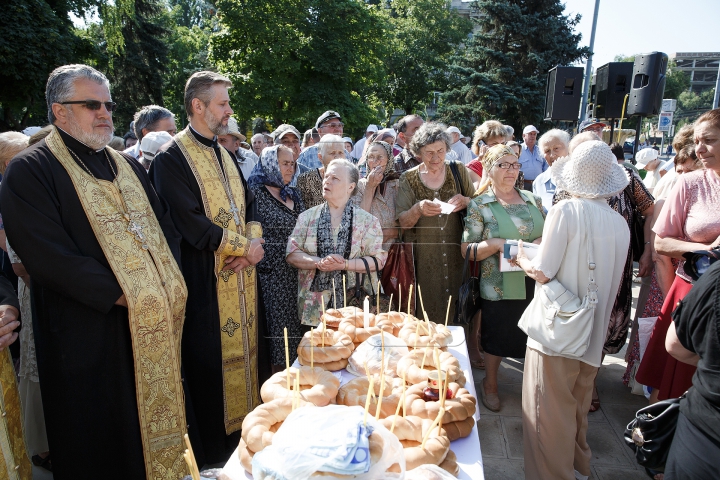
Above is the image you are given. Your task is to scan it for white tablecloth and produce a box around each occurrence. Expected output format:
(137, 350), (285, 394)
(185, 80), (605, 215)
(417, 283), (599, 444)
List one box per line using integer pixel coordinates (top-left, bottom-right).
(221, 326), (484, 479)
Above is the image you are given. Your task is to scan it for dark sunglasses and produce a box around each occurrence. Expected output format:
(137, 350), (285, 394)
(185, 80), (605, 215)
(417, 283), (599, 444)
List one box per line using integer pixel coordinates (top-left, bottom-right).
(60, 100), (117, 112)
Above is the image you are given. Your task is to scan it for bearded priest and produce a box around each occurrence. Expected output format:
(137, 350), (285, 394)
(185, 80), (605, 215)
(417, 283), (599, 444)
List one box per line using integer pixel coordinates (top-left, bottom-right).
(0, 65), (189, 479)
(150, 71), (265, 466)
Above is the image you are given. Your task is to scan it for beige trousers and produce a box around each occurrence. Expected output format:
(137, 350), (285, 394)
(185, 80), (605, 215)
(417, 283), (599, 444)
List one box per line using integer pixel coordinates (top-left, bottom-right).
(522, 346), (598, 480)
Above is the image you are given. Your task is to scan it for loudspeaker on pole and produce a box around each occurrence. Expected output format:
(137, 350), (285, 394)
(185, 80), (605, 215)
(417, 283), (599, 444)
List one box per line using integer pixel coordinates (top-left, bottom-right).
(544, 66), (584, 121)
(627, 52), (668, 116)
(594, 62), (634, 119)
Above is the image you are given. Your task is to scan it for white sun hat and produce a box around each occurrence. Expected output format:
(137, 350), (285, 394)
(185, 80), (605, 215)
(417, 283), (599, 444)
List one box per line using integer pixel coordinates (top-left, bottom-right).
(635, 147), (659, 168)
(551, 140), (630, 199)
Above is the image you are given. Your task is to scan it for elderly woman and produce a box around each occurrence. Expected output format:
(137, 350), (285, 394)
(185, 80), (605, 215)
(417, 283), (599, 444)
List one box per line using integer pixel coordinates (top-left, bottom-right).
(397, 122), (474, 322)
(297, 134), (347, 209)
(357, 141), (400, 249)
(636, 108), (720, 402)
(512, 140), (630, 479)
(287, 159), (386, 326)
(467, 120), (508, 187)
(461, 144), (545, 411)
(248, 145), (306, 372)
(554, 131), (654, 412)
(532, 129), (570, 209)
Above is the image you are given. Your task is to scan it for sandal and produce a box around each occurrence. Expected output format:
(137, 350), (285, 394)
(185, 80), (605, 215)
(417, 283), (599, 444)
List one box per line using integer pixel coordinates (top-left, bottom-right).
(470, 357), (485, 370)
(589, 397), (600, 413)
(32, 454), (52, 472)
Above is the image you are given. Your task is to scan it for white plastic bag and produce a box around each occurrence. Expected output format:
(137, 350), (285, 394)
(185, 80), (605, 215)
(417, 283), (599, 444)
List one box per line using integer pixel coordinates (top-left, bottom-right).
(347, 332), (408, 378)
(251, 405), (405, 479)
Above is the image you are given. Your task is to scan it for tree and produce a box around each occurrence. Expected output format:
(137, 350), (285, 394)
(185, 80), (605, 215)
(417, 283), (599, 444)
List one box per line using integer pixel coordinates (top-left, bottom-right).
(0, 0), (88, 130)
(381, 0), (473, 115)
(211, 0), (388, 136)
(438, 0), (590, 132)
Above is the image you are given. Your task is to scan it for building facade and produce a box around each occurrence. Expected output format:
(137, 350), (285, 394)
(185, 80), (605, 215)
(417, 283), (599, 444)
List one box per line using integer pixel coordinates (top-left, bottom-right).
(671, 52), (720, 94)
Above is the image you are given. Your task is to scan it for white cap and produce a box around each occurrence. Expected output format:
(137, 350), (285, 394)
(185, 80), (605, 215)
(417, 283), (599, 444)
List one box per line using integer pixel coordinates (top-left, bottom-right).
(342, 137), (353, 144)
(523, 125), (539, 135)
(446, 126), (464, 136)
(22, 126), (42, 136)
(376, 127), (397, 139)
(366, 124), (379, 133)
(635, 147), (659, 168)
(140, 131), (173, 160)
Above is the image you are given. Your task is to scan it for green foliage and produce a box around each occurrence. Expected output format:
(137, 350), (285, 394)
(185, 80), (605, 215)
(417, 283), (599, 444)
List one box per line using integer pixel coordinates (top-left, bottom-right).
(211, 0), (388, 136)
(664, 60), (690, 100)
(381, 0), (473, 115)
(0, 0), (84, 130)
(438, 0), (590, 133)
(613, 54), (635, 63)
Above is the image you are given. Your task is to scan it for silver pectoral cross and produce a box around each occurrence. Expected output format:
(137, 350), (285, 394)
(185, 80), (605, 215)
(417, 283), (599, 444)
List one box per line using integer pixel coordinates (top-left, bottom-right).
(229, 200), (241, 226)
(126, 217), (149, 250)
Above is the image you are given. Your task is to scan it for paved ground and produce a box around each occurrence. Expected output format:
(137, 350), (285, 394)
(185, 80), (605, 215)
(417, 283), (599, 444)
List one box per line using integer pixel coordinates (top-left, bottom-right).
(474, 283), (650, 479)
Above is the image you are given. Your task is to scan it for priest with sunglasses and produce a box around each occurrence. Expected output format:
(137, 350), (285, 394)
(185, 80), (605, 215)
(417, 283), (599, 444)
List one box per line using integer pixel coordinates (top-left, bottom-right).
(0, 64), (189, 479)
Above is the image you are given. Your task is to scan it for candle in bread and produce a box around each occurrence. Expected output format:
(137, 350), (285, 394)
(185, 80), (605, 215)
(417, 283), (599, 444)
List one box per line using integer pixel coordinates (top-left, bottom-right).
(363, 376), (374, 427)
(402, 371), (407, 417)
(310, 327), (314, 369)
(421, 407), (445, 449)
(398, 284), (402, 314)
(413, 322), (420, 350)
(375, 371), (385, 420)
(321, 293), (325, 314)
(363, 296), (370, 329)
(284, 327), (290, 390)
(418, 284), (426, 318)
(407, 284), (413, 316)
(438, 370), (447, 431)
(343, 275), (346, 308)
(388, 293), (393, 313)
(332, 278), (337, 309)
(183, 434), (200, 480)
(377, 279), (381, 312)
(183, 450), (197, 480)
(420, 346), (428, 370)
(445, 295), (452, 327)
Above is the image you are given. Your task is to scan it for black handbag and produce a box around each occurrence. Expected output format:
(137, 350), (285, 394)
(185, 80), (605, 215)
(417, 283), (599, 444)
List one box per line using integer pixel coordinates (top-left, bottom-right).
(454, 244), (481, 325)
(346, 257), (391, 314)
(624, 393), (684, 471)
(448, 160), (468, 225)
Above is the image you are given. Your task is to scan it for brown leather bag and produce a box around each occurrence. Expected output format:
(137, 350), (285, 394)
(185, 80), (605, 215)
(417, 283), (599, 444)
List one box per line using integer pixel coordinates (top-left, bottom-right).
(381, 240), (417, 314)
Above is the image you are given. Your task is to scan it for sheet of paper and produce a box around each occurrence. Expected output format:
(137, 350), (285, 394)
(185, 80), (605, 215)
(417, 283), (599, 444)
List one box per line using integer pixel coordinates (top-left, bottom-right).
(432, 198), (456, 214)
(499, 239), (539, 272)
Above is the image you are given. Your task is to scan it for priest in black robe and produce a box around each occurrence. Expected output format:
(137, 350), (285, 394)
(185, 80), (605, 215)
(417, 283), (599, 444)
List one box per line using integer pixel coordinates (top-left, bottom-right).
(0, 65), (185, 479)
(150, 71), (266, 466)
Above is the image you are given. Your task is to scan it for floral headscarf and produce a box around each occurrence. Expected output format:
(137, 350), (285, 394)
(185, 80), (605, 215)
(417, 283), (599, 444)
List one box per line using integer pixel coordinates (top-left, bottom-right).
(363, 141), (399, 195)
(480, 144), (516, 172)
(247, 145), (301, 203)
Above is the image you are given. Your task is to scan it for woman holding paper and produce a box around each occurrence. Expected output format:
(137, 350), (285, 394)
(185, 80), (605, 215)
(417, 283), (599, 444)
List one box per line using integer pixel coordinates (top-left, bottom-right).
(396, 122), (474, 323)
(460, 144), (545, 412)
(287, 159), (386, 327)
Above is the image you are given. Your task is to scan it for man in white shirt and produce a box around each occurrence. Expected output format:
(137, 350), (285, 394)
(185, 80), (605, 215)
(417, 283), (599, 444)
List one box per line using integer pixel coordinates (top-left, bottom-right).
(351, 124), (377, 160)
(447, 126), (473, 164)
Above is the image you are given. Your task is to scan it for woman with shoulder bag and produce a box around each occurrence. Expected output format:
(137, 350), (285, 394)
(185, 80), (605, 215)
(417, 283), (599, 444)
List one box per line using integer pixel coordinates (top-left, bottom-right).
(512, 141), (630, 480)
(461, 144), (545, 412)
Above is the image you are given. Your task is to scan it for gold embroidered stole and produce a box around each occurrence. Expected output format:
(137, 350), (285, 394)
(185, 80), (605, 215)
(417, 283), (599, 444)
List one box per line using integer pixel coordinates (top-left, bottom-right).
(175, 129), (261, 434)
(0, 349), (30, 479)
(46, 128), (189, 480)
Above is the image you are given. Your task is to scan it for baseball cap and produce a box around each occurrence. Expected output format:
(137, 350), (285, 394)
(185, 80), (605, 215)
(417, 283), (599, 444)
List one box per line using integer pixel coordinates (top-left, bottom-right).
(226, 117), (246, 142)
(342, 137), (353, 144)
(315, 111), (342, 129)
(140, 131), (173, 160)
(578, 118), (607, 133)
(273, 124), (302, 141)
(366, 125), (378, 133)
(635, 147), (659, 168)
(523, 125), (539, 135)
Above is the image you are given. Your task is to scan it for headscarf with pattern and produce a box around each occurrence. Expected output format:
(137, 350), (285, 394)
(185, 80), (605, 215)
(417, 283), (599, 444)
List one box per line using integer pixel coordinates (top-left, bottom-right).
(480, 144), (517, 172)
(364, 141), (399, 196)
(247, 145), (301, 203)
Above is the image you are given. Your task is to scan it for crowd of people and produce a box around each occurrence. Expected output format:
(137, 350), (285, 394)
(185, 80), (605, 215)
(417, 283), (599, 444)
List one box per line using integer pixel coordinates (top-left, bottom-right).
(0, 62), (716, 480)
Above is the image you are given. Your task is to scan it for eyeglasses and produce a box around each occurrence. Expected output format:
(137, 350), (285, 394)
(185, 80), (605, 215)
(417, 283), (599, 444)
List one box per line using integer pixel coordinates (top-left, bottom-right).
(60, 100), (117, 112)
(320, 122), (344, 129)
(495, 162), (521, 170)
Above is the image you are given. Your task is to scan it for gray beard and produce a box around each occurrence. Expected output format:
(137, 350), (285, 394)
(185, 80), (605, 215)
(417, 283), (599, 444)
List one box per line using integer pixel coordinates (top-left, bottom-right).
(205, 110), (229, 136)
(65, 118), (113, 150)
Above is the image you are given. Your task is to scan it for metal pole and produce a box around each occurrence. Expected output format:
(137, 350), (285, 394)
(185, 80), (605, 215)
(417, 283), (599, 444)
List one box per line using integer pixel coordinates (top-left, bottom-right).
(713, 60), (720, 109)
(633, 116), (643, 163)
(609, 118), (615, 145)
(579, 0), (601, 122)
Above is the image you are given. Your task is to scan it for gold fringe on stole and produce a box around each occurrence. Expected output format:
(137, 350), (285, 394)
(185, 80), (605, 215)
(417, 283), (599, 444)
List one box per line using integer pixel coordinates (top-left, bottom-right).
(175, 129), (261, 434)
(46, 127), (189, 480)
(0, 349), (31, 479)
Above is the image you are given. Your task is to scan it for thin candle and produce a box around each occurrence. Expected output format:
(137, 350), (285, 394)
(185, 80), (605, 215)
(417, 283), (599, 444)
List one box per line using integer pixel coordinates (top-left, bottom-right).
(321, 293), (325, 314)
(418, 284), (426, 318)
(402, 372), (407, 417)
(421, 407), (445, 449)
(284, 327), (290, 391)
(445, 295), (452, 327)
(407, 284), (413, 316)
(183, 434), (200, 480)
(310, 327), (314, 369)
(332, 278), (337, 308)
(363, 296), (370, 329)
(388, 293), (393, 313)
(375, 371), (385, 420)
(398, 284), (402, 314)
(343, 275), (347, 308)
(363, 376), (374, 427)
(376, 279), (381, 312)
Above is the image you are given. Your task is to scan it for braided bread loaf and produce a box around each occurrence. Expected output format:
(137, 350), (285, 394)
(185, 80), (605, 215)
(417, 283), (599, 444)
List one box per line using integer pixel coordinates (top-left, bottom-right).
(297, 328), (355, 371)
(404, 382), (476, 441)
(260, 366), (340, 406)
(395, 348), (466, 387)
(336, 375), (404, 419)
(378, 415), (450, 471)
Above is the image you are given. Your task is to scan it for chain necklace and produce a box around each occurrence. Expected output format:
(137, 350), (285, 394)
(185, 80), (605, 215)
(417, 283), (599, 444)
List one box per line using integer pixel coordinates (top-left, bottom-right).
(66, 147), (149, 250)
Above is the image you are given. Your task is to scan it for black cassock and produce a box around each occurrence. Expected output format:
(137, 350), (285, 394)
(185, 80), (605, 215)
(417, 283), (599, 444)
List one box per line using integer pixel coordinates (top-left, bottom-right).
(150, 126), (267, 466)
(0, 128), (182, 480)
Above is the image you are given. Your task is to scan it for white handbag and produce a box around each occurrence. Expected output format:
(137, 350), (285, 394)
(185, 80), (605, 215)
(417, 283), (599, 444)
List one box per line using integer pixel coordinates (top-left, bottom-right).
(518, 205), (598, 358)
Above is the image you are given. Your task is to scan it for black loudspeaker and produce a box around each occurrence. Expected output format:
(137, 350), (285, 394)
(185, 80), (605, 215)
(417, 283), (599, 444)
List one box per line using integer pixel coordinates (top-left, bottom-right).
(627, 52), (668, 116)
(594, 62), (633, 119)
(544, 66), (584, 121)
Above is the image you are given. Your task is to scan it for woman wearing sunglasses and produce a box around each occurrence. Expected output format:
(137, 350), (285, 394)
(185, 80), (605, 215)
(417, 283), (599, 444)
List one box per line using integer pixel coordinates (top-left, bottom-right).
(460, 144), (545, 412)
